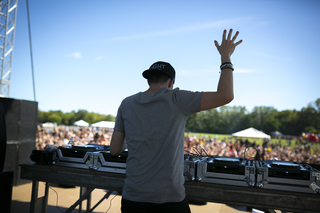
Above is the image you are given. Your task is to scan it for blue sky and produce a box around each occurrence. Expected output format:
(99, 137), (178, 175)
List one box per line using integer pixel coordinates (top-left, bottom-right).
(8, 0), (320, 116)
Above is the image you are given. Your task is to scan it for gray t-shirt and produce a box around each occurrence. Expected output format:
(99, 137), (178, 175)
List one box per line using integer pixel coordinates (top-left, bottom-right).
(114, 87), (202, 203)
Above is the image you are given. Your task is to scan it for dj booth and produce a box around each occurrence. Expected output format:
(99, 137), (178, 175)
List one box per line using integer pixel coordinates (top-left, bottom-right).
(20, 143), (320, 213)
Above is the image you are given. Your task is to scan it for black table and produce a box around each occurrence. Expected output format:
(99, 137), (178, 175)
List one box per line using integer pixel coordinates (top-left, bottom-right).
(20, 163), (320, 213)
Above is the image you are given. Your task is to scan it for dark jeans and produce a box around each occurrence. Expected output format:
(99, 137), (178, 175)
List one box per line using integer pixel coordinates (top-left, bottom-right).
(121, 197), (191, 213)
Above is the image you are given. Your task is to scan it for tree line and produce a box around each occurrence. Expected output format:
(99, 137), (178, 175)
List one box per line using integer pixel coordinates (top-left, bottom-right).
(38, 109), (115, 126)
(186, 98), (320, 136)
(38, 98), (320, 136)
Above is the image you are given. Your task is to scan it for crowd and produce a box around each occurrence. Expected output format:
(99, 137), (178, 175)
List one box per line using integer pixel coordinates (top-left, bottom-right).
(36, 125), (320, 165)
(36, 125), (113, 150)
(184, 134), (320, 165)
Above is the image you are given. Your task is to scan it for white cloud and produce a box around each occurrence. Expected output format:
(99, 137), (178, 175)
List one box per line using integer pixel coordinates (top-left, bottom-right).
(65, 52), (82, 59)
(96, 56), (103, 61)
(102, 19), (238, 42)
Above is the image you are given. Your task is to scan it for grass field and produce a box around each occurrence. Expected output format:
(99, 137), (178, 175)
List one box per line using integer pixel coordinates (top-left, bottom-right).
(185, 132), (320, 151)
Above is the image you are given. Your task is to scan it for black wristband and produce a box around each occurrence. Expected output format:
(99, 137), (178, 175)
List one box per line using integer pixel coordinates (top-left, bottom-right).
(220, 63), (234, 71)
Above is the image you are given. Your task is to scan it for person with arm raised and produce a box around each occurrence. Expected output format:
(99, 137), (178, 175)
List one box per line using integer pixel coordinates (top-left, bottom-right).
(110, 29), (242, 213)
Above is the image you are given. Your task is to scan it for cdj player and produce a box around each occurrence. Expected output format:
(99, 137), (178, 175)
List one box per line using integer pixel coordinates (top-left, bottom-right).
(256, 160), (320, 194)
(85, 150), (127, 174)
(53, 141), (127, 174)
(55, 144), (107, 169)
(196, 156), (256, 187)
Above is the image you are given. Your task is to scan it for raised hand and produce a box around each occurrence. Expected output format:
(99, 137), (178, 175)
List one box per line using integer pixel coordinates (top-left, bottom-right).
(214, 29), (242, 63)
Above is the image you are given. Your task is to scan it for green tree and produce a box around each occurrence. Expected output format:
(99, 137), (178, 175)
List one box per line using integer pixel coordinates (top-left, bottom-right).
(47, 113), (62, 124)
(250, 106), (278, 132)
(87, 112), (100, 124)
(185, 113), (199, 132)
(298, 103), (320, 134)
(104, 114), (116, 122)
(276, 110), (299, 135)
(38, 110), (49, 123)
(47, 110), (64, 124)
(263, 116), (281, 134)
(62, 112), (75, 125)
(221, 106), (248, 133)
(315, 98), (320, 112)
(74, 109), (89, 122)
(304, 126), (318, 133)
(37, 98), (320, 135)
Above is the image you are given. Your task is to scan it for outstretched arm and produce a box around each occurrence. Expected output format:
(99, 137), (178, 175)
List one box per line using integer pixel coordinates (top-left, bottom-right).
(200, 29), (242, 111)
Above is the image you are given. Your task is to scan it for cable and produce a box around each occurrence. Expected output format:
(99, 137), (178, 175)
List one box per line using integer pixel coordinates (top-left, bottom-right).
(40, 150), (65, 212)
(184, 150), (190, 155)
(41, 182), (65, 213)
(192, 147), (202, 156)
(105, 194), (117, 213)
(50, 186), (65, 213)
(243, 145), (261, 161)
(26, 0), (36, 101)
(201, 148), (209, 157)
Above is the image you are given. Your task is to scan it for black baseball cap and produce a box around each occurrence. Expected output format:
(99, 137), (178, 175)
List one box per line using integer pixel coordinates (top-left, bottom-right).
(142, 61), (175, 79)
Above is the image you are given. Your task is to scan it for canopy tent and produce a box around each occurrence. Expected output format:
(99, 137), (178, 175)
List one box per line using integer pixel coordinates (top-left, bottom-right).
(232, 127), (271, 139)
(73, 120), (89, 127)
(91, 121), (115, 128)
(42, 122), (56, 127)
(270, 131), (284, 137)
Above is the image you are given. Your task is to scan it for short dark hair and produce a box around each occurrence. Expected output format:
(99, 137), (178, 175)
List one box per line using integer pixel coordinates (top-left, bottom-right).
(148, 74), (172, 85)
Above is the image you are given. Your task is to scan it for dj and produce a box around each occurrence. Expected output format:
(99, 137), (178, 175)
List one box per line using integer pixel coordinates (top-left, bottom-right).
(110, 29), (242, 213)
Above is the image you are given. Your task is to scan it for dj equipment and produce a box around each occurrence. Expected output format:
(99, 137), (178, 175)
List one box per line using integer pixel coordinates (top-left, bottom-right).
(196, 156), (256, 187)
(183, 155), (206, 181)
(53, 140), (127, 174)
(256, 160), (320, 194)
(55, 144), (105, 169)
(30, 141), (320, 194)
(30, 149), (57, 165)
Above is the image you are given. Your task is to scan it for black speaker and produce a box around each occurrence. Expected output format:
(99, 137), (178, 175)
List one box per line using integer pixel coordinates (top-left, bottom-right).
(0, 170), (13, 213)
(0, 101), (6, 172)
(0, 97), (38, 185)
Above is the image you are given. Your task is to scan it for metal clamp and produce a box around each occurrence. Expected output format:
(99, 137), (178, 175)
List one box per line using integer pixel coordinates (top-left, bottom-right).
(244, 176), (255, 186)
(309, 182), (320, 194)
(312, 172), (320, 180)
(85, 152), (101, 170)
(256, 179), (268, 188)
(68, 138), (75, 146)
(92, 152), (101, 170)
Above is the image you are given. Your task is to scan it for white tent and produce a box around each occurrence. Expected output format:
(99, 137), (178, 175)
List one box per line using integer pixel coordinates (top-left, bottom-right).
(271, 131), (284, 137)
(74, 120), (89, 127)
(91, 121), (115, 128)
(232, 127), (271, 139)
(42, 122), (56, 127)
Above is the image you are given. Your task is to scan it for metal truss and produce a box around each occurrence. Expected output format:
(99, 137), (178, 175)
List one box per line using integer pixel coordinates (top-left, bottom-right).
(0, 0), (18, 97)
